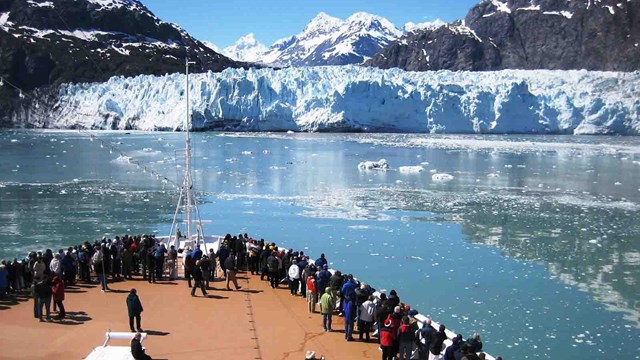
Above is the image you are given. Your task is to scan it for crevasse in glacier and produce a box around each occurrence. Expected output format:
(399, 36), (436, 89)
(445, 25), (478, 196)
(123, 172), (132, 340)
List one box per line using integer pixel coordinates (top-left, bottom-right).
(50, 66), (640, 134)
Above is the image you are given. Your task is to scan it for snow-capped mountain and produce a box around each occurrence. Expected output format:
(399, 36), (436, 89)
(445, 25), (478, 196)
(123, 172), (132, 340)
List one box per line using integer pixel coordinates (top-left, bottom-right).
(20, 66), (640, 135)
(222, 33), (269, 62)
(368, 0), (640, 71)
(261, 12), (403, 66)
(0, 0), (241, 125)
(403, 19), (446, 33)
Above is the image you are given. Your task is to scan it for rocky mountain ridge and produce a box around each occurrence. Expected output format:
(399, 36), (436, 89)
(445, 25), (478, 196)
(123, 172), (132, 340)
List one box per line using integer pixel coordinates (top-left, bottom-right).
(367, 0), (640, 71)
(0, 0), (242, 125)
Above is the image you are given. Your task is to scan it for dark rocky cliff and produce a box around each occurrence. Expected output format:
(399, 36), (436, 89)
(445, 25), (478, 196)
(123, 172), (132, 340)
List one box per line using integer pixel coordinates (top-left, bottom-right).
(0, 0), (243, 126)
(367, 0), (640, 72)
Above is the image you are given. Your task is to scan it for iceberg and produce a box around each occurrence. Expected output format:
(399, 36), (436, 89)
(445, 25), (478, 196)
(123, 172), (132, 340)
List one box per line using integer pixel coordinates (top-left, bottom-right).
(358, 159), (389, 170)
(41, 65), (639, 135)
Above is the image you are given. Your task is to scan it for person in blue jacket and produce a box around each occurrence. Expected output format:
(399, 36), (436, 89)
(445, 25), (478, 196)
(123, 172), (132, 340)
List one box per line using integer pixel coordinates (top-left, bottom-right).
(316, 265), (331, 295)
(343, 296), (357, 341)
(314, 253), (327, 268)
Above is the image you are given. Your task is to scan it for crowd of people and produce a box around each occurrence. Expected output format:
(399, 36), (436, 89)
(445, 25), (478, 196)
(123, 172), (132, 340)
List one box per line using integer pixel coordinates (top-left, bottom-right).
(187, 233), (501, 360)
(0, 231), (502, 360)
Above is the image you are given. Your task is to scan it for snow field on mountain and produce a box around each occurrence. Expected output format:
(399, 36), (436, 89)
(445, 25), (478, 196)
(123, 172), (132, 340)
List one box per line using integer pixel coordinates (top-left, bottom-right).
(51, 65), (640, 134)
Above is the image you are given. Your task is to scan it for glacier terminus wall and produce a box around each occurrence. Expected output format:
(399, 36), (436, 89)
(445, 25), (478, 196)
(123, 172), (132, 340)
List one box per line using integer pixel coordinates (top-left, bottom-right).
(38, 66), (640, 135)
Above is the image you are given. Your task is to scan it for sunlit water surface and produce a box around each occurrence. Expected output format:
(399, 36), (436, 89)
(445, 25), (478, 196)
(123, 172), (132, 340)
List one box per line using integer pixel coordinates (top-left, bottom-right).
(1, 130), (639, 359)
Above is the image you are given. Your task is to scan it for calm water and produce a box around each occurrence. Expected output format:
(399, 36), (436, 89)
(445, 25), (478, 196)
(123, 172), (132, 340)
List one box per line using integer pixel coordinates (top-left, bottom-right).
(1, 130), (639, 359)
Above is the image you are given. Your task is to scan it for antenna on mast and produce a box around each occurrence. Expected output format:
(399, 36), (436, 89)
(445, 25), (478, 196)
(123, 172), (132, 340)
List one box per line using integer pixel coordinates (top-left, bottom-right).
(167, 58), (205, 252)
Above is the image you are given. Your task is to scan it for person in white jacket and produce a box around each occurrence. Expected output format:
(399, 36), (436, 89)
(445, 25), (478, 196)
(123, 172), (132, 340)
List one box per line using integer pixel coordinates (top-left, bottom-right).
(49, 254), (62, 277)
(359, 295), (376, 342)
(288, 261), (300, 296)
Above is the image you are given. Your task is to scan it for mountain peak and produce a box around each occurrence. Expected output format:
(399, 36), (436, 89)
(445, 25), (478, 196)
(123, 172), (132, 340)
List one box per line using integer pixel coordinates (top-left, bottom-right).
(223, 33), (268, 62)
(404, 18), (447, 33)
(304, 12), (342, 33)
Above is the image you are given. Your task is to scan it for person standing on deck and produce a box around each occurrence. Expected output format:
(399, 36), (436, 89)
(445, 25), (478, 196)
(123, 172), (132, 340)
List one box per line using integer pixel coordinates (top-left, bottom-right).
(224, 252), (242, 291)
(380, 319), (396, 360)
(0, 265), (8, 297)
(78, 246), (91, 283)
(314, 253), (327, 268)
(267, 251), (279, 288)
(126, 288), (143, 332)
(200, 255), (211, 289)
(146, 244), (156, 284)
(429, 324), (447, 360)
(359, 295), (375, 342)
(259, 245), (270, 280)
(207, 248), (216, 280)
(122, 245), (133, 280)
(316, 265), (331, 296)
(466, 332), (483, 353)
(343, 295), (356, 341)
(320, 287), (336, 332)
(130, 332), (152, 360)
(306, 273), (318, 313)
(398, 315), (419, 360)
(417, 317), (435, 360)
(298, 257), (309, 297)
(49, 254), (62, 279)
(184, 253), (194, 288)
(192, 245), (203, 262)
(34, 276), (52, 322)
(216, 244), (229, 275)
(93, 246), (109, 292)
(51, 275), (66, 320)
(167, 245), (178, 280)
(443, 335), (462, 360)
(154, 242), (166, 280)
(288, 259), (300, 295)
(191, 260), (208, 297)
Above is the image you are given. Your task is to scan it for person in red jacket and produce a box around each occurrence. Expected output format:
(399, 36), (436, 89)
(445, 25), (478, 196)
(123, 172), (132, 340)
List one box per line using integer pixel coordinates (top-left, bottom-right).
(51, 276), (65, 320)
(306, 274), (317, 313)
(380, 319), (396, 360)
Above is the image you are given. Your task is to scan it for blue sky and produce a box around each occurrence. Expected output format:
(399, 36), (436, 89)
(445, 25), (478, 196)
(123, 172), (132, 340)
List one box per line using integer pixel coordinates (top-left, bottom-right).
(144, 0), (480, 48)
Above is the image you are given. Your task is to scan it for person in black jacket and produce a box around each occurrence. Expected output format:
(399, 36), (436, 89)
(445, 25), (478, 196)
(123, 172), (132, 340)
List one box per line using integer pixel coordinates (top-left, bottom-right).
(35, 276), (52, 322)
(130, 332), (151, 360)
(429, 324), (447, 359)
(190, 260), (208, 297)
(466, 332), (483, 353)
(126, 288), (143, 332)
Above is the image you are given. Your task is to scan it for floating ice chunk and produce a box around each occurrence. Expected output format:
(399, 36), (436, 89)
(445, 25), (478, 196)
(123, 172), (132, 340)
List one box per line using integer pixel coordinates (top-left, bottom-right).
(588, 239), (598, 244)
(286, 130), (295, 134)
(225, 158), (238, 163)
(370, 253), (380, 256)
(10, 139), (18, 142)
(429, 169), (437, 174)
(487, 173), (500, 178)
(241, 150), (254, 155)
(408, 256), (424, 261)
(614, 182), (622, 186)
(142, 147), (153, 152)
(114, 155), (131, 163)
(262, 150), (270, 155)
(420, 161), (430, 166)
(432, 173), (455, 183)
(358, 159), (389, 171)
(504, 164), (513, 168)
(399, 165), (424, 173)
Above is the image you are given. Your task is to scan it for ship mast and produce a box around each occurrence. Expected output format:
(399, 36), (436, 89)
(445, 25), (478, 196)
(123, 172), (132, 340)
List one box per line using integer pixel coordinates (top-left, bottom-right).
(167, 58), (205, 251)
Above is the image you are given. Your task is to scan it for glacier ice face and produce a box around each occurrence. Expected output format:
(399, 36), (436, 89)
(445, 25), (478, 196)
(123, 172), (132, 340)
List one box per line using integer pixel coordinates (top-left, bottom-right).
(45, 65), (640, 135)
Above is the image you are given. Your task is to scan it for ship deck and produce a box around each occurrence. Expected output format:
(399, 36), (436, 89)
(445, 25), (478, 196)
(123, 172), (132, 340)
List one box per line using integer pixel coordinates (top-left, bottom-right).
(0, 271), (379, 360)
